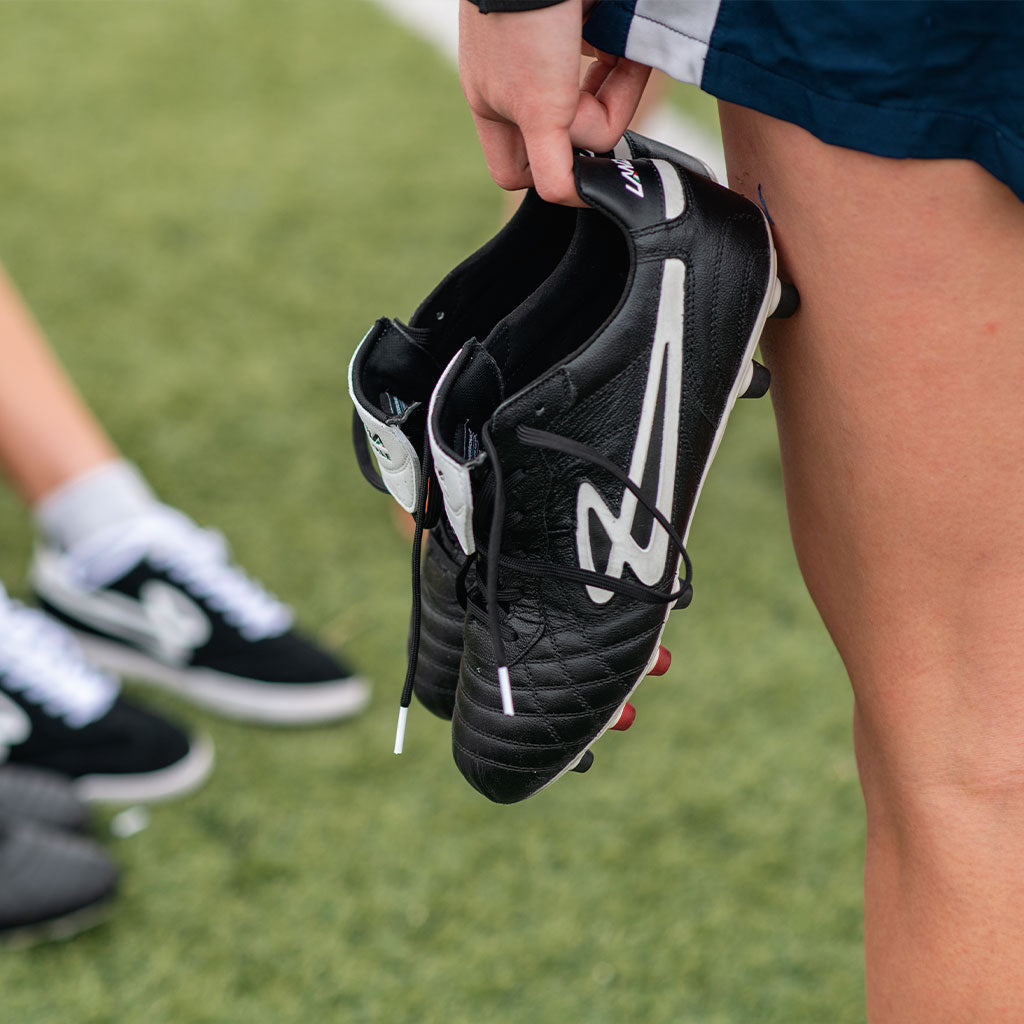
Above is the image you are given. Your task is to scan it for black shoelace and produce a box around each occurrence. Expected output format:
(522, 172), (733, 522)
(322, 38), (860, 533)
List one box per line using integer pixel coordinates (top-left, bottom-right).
(463, 422), (693, 717)
(351, 398), (447, 753)
(393, 419), (694, 747)
(394, 434), (438, 754)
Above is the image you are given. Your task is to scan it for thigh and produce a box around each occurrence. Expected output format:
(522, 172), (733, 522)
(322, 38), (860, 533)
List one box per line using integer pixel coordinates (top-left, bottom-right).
(717, 102), (1024, 783)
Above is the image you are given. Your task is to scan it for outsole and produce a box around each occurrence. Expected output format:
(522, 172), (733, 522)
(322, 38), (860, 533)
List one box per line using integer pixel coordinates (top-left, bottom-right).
(73, 733), (215, 804)
(74, 633), (372, 726)
(0, 897), (115, 949)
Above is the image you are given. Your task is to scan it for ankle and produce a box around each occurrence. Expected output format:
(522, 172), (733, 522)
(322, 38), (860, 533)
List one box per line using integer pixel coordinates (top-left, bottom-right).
(33, 460), (157, 551)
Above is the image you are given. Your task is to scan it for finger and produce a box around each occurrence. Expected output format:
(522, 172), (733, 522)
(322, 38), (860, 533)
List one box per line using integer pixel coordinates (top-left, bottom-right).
(580, 56), (614, 97)
(589, 47), (622, 70)
(571, 58), (653, 152)
(520, 124), (586, 206)
(473, 116), (533, 192)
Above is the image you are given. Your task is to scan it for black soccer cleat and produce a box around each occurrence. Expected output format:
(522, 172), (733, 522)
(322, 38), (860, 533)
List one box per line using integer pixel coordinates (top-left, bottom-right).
(429, 149), (795, 803)
(349, 133), (719, 737)
(350, 176), (578, 726)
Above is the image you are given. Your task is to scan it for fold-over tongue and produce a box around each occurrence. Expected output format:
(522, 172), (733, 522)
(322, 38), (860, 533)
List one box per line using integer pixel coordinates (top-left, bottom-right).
(574, 154), (686, 231)
(349, 318), (433, 513)
(428, 341), (504, 556)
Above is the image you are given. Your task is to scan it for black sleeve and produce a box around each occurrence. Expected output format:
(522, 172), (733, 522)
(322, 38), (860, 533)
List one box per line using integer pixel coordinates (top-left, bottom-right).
(466, 0), (569, 12)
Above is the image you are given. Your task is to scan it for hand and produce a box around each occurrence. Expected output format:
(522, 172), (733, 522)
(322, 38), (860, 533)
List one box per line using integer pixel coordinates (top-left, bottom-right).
(458, 0), (651, 206)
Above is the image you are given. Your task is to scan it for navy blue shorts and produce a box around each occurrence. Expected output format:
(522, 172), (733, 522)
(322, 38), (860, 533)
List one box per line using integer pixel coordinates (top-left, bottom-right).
(584, 1), (1024, 201)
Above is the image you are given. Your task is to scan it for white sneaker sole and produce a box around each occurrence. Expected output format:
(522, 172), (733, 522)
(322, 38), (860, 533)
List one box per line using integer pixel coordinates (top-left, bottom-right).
(0, 895), (116, 948)
(73, 732), (215, 804)
(74, 633), (372, 726)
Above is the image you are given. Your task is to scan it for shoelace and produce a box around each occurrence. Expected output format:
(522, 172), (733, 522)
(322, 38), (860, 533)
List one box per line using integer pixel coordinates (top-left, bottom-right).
(64, 506), (293, 641)
(353, 392), (443, 754)
(469, 422), (694, 717)
(393, 436), (440, 754)
(393, 419), (695, 747)
(0, 584), (117, 728)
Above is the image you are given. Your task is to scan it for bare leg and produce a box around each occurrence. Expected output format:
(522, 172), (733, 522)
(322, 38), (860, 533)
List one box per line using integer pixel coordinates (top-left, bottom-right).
(718, 102), (1024, 1021)
(0, 266), (117, 503)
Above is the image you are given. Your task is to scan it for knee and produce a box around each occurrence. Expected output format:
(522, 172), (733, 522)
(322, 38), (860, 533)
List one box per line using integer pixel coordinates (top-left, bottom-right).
(854, 695), (1024, 845)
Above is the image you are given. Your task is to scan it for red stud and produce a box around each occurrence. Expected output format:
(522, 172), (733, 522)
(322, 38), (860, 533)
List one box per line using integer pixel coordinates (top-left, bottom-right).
(611, 702), (636, 731)
(648, 645), (672, 676)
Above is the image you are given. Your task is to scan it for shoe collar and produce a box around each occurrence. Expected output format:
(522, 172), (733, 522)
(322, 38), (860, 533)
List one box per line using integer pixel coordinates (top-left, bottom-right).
(426, 151), (690, 554)
(348, 319), (426, 514)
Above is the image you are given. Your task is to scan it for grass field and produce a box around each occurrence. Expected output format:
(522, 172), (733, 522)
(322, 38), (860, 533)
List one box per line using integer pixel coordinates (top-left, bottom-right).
(0, 2), (864, 1021)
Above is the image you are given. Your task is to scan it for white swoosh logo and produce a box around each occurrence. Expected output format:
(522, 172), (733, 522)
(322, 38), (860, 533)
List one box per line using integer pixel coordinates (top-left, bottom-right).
(0, 690), (32, 757)
(36, 564), (213, 665)
(136, 580), (213, 661)
(576, 258), (684, 603)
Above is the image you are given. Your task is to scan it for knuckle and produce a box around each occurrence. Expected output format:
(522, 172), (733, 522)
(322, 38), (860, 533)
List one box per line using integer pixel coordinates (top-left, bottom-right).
(492, 169), (525, 191)
(533, 178), (577, 206)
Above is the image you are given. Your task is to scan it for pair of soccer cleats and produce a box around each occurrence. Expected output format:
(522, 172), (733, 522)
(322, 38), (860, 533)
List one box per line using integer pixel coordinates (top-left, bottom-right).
(350, 131), (797, 804)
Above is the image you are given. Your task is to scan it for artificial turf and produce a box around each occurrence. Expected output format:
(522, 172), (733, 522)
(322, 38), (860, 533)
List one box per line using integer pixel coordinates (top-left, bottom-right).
(0, 2), (864, 1021)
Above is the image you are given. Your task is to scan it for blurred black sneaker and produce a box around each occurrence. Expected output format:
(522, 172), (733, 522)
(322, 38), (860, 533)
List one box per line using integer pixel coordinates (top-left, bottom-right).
(0, 763), (90, 832)
(350, 131), (715, 739)
(30, 505), (370, 726)
(0, 584), (213, 803)
(0, 814), (118, 946)
(430, 149), (796, 803)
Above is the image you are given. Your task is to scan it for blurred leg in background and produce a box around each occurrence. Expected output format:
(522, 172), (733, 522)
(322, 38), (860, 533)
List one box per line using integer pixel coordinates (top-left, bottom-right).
(0, 264), (369, 742)
(0, 259), (375, 939)
(0, 264), (206, 806)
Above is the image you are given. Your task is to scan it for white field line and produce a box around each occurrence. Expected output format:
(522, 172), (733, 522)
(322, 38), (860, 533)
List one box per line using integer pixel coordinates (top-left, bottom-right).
(373, 0), (459, 63)
(370, 0), (727, 182)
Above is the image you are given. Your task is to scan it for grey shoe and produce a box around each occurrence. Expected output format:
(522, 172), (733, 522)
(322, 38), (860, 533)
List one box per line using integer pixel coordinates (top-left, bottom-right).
(0, 764), (90, 832)
(0, 815), (118, 945)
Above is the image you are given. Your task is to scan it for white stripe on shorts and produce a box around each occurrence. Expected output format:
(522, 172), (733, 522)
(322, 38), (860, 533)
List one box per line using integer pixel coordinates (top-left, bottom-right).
(624, 0), (723, 88)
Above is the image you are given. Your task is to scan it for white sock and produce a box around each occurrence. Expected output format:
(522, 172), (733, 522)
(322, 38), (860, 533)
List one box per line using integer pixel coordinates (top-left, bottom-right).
(34, 460), (158, 551)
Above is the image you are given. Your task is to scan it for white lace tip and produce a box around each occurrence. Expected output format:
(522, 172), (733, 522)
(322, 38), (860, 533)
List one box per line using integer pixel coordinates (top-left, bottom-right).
(394, 706), (409, 755)
(498, 666), (515, 716)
